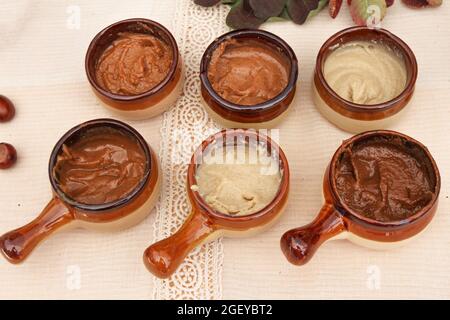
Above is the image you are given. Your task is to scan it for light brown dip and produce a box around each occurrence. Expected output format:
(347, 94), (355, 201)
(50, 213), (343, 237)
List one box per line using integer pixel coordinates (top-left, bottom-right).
(95, 32), (173, 95)
(53, 126), (147, 205)
(207, 38), (290, 106)
(192, 144), (281, 216)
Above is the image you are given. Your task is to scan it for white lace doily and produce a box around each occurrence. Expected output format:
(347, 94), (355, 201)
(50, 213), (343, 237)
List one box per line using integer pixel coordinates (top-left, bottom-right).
(152, 1), (228, 300)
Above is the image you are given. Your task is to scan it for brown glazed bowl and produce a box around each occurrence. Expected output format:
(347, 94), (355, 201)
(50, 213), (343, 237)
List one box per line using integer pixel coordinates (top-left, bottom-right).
(313, 27), (418, 133)
(0, 119), (161, 264)
(85, 18), (184, 120)
(281, 130), (440, 266)
(143, 129), (290, 278)
(200, 29), (298, 129)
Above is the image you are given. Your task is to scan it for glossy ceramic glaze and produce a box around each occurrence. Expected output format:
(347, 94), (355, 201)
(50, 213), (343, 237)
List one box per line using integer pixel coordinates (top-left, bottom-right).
(200, 29), (298, 129)
(313, 27), (418, 133)
(85, 18), (184, 120)
(281, 130), (440, 266)
(143, 129), (290, 278)
(0, 119), (161, 264)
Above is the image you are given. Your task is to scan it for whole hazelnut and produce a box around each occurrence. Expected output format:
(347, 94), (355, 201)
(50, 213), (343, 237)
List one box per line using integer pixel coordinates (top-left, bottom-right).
(0, 95), (15, 122)
(0, 143), (17, 169)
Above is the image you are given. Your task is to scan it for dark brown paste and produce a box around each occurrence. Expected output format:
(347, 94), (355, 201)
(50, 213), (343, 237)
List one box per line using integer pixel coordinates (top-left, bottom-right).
(334, 136), (435, 222)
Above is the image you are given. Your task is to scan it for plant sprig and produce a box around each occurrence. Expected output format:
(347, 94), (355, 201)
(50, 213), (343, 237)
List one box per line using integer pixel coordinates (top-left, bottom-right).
(194, 0), (442, 29)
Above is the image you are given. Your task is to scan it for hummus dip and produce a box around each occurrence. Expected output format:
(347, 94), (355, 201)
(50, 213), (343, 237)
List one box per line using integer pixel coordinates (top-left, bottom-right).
(323, 41), (407, 105)
(192, 144), (281, 216)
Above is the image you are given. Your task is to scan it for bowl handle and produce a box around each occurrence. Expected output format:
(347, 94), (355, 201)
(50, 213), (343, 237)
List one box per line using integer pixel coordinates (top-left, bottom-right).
(280, 203), (346, 266)
(143, 208), (217, 278)
(0, 197), (74, 264)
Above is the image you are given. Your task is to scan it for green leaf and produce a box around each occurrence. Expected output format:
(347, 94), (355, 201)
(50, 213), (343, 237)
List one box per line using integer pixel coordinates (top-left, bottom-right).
(222, 0), (239, 5)
(194, 0), (221, 6)
(278, 6), (292, 20)
(226, 0), (266, 29)
(286, 0), (320, 25)
(349, 0), (387, 26)
(248, 0), (287, 20)
(307, 0), (329, 20)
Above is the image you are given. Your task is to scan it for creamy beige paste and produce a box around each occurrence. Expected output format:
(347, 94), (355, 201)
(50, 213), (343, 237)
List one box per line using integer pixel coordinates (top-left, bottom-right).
(192, 144), (281, 216)
(323, 41), (407, 105)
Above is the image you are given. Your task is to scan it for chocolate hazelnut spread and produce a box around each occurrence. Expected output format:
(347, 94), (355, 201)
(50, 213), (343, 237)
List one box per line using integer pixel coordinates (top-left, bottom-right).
(95, 32), (173, 95)
(207, 38), (290, 106)
(335, 136), (435, 222)
(53, 126), (147, 205)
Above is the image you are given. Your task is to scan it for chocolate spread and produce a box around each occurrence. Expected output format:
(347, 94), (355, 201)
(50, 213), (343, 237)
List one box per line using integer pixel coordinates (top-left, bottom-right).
(207, 38), (290, 106)
(334, 136), (435, 222)
(53, 127), (147, 205)
(95, 32), (173, 95)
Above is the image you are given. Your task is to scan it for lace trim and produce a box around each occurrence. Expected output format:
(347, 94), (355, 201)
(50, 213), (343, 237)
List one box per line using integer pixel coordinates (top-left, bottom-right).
(152, 1), (228, 300)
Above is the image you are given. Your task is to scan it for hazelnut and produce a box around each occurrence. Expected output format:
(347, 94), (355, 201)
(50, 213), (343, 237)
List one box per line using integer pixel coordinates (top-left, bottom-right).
(0, 143), (17, 169)
(0, 95), (15, 122)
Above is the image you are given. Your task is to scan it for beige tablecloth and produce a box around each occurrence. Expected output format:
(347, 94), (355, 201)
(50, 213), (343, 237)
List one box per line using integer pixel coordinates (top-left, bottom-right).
(1, 0), (449, 299)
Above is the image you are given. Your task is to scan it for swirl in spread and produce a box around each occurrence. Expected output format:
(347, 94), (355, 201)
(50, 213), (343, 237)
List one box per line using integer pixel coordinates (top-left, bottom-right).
(207, 39), (290, 106)
(53, 127), (147, 205)
(324, 41), (407, 105)
(335, 136), (435, 222)
(192, 144), (281, 216)
(95, 32), (173, 95)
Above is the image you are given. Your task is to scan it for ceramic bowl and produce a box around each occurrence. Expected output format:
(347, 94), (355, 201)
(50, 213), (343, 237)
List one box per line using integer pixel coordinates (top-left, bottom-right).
(281, 130), (440, 266)
(143, 129), (290, 278)
(85, 18), (184, 120)
(0, 119), (161, 263)
(200, 29), (298, 129)
(313, 27), (418, 133)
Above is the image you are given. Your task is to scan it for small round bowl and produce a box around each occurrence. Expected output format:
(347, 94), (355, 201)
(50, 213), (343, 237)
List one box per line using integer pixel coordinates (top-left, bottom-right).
(0, 119), (161, 264)
(200, 29), (298, 129)
(143, 129), (290, 278)
(85, 18), (184, 120)
(280, 130), (440, 266)
(313, 27), (418, 133)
